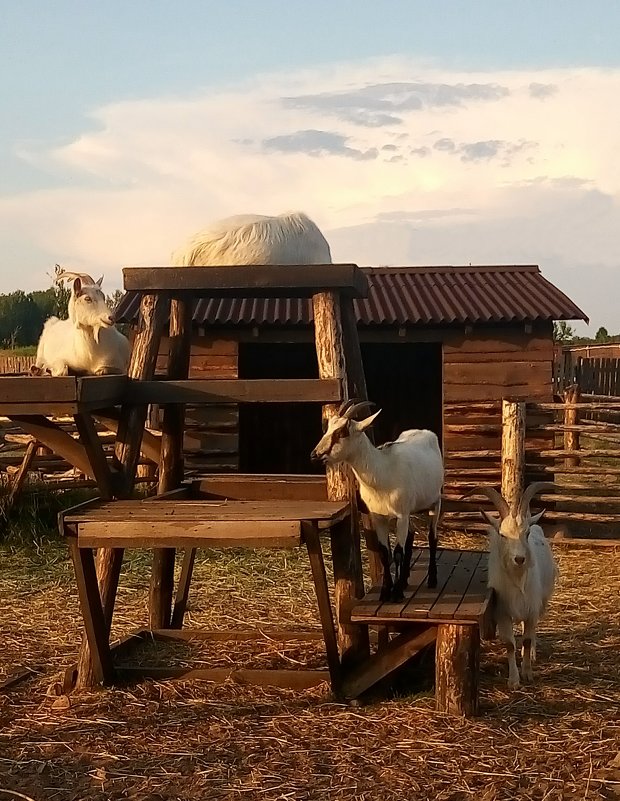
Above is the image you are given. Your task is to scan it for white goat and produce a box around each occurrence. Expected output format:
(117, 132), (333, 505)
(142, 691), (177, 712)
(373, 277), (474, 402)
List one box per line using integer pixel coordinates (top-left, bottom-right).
(472, 483), (559, 688)
(35, 270), (130, 377)
(311, 400), (444, 602)
(171, 211), (332, 266)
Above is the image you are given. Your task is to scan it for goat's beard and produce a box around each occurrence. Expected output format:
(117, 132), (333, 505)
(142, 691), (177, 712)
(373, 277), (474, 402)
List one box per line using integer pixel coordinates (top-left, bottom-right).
(93, 324), (102, 344)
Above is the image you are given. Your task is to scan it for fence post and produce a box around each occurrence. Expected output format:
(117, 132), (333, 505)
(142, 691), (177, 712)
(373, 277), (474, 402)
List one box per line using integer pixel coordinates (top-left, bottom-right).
(501, 399), (526, 510)
(564, 385), (580, 468)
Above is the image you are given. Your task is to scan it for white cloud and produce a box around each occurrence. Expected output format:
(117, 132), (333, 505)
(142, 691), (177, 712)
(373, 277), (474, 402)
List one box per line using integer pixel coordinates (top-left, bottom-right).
(1, 61), (619, 328)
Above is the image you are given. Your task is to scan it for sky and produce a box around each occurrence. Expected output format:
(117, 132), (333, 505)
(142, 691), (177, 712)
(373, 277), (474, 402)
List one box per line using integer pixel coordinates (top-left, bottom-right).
(2, 1), (620, 332)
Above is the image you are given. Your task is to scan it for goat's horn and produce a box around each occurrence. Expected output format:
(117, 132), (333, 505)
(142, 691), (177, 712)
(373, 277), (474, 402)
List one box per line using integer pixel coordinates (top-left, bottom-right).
(343, 400), (376, 420)
(461, 486), (510, 520)
(55, 270), (97, 286)
(338, 398), (359, 417)
(518, 482), (556, 518)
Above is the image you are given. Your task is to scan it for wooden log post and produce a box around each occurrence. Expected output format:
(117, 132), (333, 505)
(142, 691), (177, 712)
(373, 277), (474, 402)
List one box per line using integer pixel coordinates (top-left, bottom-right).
(4, 439), (37, 515)
(75, 292), (168, 689)
(435, 624), (480, 717)
(564, 385), (581, 468)
(501, 399), (526, 511)
(312, 290), (369, 668)
(150, 297), (193, 629)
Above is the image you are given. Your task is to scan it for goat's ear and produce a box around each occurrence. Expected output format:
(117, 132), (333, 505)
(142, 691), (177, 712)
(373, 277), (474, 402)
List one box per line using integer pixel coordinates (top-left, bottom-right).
(96, 275), (103, 287)
(480, 509), (500, 530)
(73, 277), (82, 295)
(529, 509), (545, 525)
(356, 409), (382, 432)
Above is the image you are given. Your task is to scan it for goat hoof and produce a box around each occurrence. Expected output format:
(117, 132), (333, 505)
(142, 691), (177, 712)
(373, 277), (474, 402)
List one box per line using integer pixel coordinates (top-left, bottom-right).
(507, 676), (520, 689)
(522, 668), (534, 683)
(379, 588), (392, 602)
(427, 577), (437, 589)
(390, 587), (405, 603)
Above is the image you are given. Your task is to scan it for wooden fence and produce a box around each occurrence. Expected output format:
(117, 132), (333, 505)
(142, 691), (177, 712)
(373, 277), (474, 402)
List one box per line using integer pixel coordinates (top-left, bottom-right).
(555, 353), (620, 396)
(443, 394), (620, 540)
(0, 355), (36, 375)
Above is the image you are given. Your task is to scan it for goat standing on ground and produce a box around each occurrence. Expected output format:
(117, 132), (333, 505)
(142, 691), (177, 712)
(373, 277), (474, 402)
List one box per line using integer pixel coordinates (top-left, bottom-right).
(311, 400), (444, 602)
(35, 271), (130, 377)
(471, 483), (558, 688)
(171, 211), (332, 266)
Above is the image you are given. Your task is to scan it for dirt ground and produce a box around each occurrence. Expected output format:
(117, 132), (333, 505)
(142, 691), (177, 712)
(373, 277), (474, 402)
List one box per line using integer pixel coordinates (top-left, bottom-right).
(0, 530), (619, 801)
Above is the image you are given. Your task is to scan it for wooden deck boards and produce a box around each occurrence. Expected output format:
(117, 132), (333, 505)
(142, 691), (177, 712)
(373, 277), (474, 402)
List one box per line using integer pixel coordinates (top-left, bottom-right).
(62, 497), (352, 549)
(350, 548), (490, 626)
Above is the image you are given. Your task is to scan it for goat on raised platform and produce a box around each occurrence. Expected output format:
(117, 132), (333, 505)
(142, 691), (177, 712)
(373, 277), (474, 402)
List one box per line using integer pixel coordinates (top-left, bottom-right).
(472, 482), (558, 688)
(311, 400), (444, 602)
(35, 270), (130, 377)
(171, 211), (332, 266)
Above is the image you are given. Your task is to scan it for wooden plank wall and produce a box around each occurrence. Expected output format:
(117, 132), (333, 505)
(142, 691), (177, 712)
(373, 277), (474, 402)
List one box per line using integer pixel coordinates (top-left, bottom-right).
(442, 326), (555, 530)
(156, 335), (239, 472)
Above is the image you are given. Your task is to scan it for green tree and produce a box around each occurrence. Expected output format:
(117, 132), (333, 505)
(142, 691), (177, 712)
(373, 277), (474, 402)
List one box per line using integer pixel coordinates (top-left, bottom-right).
(553, 321), (576, 343)
(0, 291), (45, 347)
(595, 326), (610, 343)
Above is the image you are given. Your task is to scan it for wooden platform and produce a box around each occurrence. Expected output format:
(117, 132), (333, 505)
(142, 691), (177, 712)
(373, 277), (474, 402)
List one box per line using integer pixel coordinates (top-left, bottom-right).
(62, 496), (351, 549)
(0, 374), (127, 416)
(350, 548), (494, 634)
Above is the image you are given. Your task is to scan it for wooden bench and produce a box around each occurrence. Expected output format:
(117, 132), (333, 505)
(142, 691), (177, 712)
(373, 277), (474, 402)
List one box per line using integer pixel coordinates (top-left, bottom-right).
(345, 548), (495, 716)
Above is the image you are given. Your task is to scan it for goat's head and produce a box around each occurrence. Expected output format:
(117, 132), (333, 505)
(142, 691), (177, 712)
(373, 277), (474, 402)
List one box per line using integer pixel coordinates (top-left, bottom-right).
(310, 399), (381, 465)
(465, 482), (555, 573)
(70, 276), (114, 342)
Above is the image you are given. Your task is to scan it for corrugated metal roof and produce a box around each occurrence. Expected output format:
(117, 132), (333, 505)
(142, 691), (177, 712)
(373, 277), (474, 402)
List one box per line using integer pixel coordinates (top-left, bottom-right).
(115, 265), (588, 327)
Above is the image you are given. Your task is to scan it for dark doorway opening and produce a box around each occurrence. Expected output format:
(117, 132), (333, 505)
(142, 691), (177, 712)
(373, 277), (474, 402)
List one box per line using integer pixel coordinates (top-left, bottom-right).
(238, 342), (321, 474)
(360, 342), (443, 446)
(238, 340), (443, 473)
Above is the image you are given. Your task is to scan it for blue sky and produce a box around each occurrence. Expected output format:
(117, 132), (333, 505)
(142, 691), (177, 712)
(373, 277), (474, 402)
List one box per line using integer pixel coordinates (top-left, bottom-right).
(2, 0), (620, 329)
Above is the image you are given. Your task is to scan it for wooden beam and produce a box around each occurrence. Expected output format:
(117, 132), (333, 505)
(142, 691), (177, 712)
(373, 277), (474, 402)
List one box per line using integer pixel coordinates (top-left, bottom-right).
(122, 264), (369, 298)
(435, 624), (480, 717)
(8, 415), (95, 479)
(5, 439), (37, 513)
(93, 409), (162, 464)
(312, 289), (369, 668)
(126, 378), (342, 405)
(343, 626), (438, 699)
(73, 413), (116, 499)
(151, 296), (193, 629)
(115, 665), (330, 689)
(501, 399), (526, 510)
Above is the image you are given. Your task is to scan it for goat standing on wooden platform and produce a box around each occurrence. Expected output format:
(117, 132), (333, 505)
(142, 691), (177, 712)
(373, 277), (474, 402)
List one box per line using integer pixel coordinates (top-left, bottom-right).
(171, 211), (332, 266)
(35, 270), (130, 377)
(311, 400), (444, 602)
(472, 482), (559, 688)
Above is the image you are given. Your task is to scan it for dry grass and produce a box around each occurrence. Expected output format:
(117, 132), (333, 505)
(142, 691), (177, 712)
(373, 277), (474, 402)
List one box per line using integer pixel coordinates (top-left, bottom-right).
(1, 529), (619, 801)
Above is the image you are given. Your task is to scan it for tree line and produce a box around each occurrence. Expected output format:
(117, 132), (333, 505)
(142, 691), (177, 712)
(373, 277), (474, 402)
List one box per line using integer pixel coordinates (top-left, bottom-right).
(553, 321), (619, 345)
(0, 283), (124, 349)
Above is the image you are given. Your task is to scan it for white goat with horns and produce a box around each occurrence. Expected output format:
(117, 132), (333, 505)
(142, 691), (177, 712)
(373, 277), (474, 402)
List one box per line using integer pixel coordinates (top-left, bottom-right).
(35, 268), (130, 377)
(311, 399), (444, 602)
(468, 482), (559, 688)
(171, 211), (332, 266)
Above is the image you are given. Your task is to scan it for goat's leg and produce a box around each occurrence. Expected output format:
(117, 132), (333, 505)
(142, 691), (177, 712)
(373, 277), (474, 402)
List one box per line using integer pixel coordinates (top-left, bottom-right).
(427, 497), (441, 589)
(49, 361), (69, 377)
(521, 617), (538, 683)
(392, 515), (413, 602)
(372, 514), (393, 602)
(497, 613), (519, 688)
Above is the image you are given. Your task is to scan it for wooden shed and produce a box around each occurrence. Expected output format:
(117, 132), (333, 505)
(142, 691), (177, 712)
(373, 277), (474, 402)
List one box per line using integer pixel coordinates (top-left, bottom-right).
(117, 264), (587, 494)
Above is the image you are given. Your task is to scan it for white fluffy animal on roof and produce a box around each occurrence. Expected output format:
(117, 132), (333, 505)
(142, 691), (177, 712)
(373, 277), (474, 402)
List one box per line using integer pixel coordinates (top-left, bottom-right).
(35, 270), (130, 377)
(171, 211), (332, 266)
(472, 483), (559, 688)
(311, 400), (444, 602)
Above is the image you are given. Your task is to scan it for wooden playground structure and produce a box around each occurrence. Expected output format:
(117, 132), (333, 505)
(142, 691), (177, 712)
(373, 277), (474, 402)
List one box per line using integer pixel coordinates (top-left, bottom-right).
(2, 264), (497, 717)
